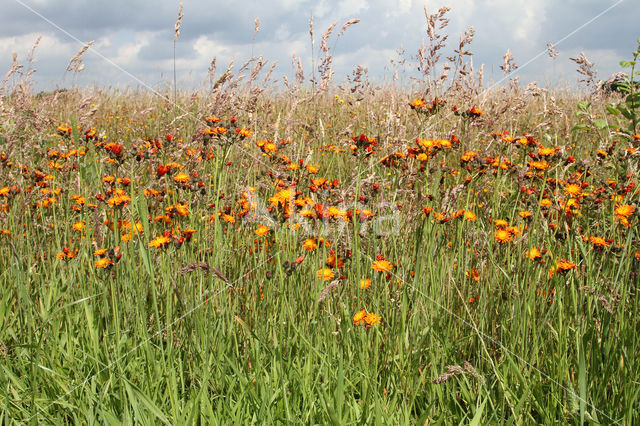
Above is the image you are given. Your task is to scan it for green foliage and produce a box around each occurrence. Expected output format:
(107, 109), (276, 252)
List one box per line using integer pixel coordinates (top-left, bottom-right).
(607, 39), (640, 134)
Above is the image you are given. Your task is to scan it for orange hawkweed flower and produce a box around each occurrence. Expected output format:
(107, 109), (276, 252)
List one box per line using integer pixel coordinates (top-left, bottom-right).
(221, 214), (235, 223)
(495, 229), (514, 243)
(528, 160), (548, 170)
(463, 210), (477, 221)
(540, 198), (552, 208)
(518, 210), (533, 220)
(468, 107), (483, 117)
(493, 219), (509, 229)
(235, 128), (253, 138)
(95, 257), (114, 268)
(588, 236), (610, 248)
(538, 146), (557, 156)
(57, 247), (77, 260)
(268, 188), (293, 207)
(409, 98), (426, 108)
(149, 235), (171, 249)
(549, 258), (577, 278)
(325, 253), (345, 268)
(460, 151), (477, 163)
(615, 204), (634, 219)
(106, 190), (131, 207)
(173, 172), (190, 183)
(317, 268), (335, 281)
(564, 183), (582, 197)
(372, 255), (393, 272)
(359, 278), (372, 289)
(306, 164), (320, 174)
(353, 309), (367, 325)
(302, 238), (318, 251)
(465, 268), (480, 282)
(254, 224), (270, 236)
(364, 313), (380, 326)
(527, 247), (543, 261)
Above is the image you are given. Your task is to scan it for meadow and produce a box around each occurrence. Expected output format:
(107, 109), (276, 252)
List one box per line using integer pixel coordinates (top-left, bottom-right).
(1, 19), (640, 424)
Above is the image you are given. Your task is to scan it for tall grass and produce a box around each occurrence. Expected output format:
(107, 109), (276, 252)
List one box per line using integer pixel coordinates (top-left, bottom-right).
(1, 14), (639, 425)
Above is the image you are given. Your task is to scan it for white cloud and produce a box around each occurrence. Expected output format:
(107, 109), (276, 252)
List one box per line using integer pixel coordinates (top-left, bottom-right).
(113, 35), (150, 65)
(1, 0), (636, 90)
(0, 33), (74, 61)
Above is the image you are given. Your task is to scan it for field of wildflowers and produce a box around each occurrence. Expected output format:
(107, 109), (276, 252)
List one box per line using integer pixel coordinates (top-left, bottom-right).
(1, 12), (639, 424)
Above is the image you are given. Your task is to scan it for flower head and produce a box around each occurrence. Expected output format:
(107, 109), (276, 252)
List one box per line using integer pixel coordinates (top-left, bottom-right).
(317, 268), (335, 281)
(372, 255), (393, 272)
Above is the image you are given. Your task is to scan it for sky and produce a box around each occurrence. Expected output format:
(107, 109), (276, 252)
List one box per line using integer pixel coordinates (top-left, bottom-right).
(0, 0), (638, 92)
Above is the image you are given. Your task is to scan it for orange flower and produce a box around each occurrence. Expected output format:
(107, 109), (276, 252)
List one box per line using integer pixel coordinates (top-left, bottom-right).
(326, 253), (345, 268)
(463, 210), (477, 221)
(409, 98), (426, 108)
(268, 188), (292, 207)
(538, 146), (556, 156)
(221, 214), (236, 223)
(364, 312), (380, 326)
(558, 259), (577, 272)
(493, 219), (509, 229)
(166, 203), (190, 217)
(317, 268), (335, 281)
(465, 268), (480, 282)
(306, 164), (320, 174)
(564, 183), (582, 197)
(495, 229), (514, 243)
(353, 309), (366, 325)
(460, 151), (477, 163)
(149, 235), (171, 249)
(549, 258), (577, 278)
(359, 278), (372, 289)
(236, 128), (253, 138)
(302, 238), (318, 251)
(106, 190), (131, 207)
(254, 224), (270, 236)
(615, 204), (634, 219)
(372, 255), (393, 272)
(518, 210), (533, 220)
(95, 257), (114, 268)
(588, 236), (610, 248)
(527, 247), (543, 261)
(468, 107), (483, 117)
(528, 160), (548, 170)
(173, 172), (190, 183)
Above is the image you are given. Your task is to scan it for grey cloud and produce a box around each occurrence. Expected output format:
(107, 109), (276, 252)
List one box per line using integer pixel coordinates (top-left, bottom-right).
(1, 0), (638, 91)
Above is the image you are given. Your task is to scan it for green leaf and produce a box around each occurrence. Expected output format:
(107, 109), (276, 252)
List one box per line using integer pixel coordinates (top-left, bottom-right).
(70, 116), (80, 146)
(134, 190), (153, 278)
(571, 124), (589, 131)
(625, 93), (640, 110)
(469, 397), (487, 426)
(606, 106), (620, 116)
(619, 60), (635, 68)
(593, 119), (609, 130)
(577, 101), (591, 113)
(618, 105), (633, 120)
(135, 190), (151, 238)
(124, 380), (171, 425)
(579, 336), (587, 426)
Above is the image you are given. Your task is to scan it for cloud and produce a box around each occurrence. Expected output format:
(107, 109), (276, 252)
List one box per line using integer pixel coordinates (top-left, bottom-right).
(0, 0), (637, 91)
